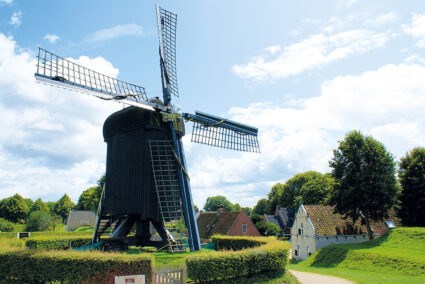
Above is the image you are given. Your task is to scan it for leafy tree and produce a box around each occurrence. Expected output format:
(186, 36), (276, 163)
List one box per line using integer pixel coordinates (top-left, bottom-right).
(234, 203), (242, 212)
(30, 198), (49, 213)
(46, 201), (56, 213)
(53, 194), (75, 221)
(76, 186), (100, 211)
(203, 196), (234, 212)
(250, 214), (267, 235)
(0, 218), (15, 232)
(24, 198), (34, 210)
(264, 222), (279, 236)
(398, 147), (425, 227)
(253, 198), (269, 215)
(279, 171), (322, 208)
(242, 207), (252, 216)
(0, 194), (30, 222)
(329, 130), (398, 240)
(297, 175), (334, 205)
(25, 211), (53, 232)
(267, 183), (283, 214)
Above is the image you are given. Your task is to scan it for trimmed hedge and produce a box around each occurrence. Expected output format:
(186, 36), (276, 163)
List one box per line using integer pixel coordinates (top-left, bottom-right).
(0, 246), (153, 283)
(186, 236), (291, 282)
(25, 235), (92, 250)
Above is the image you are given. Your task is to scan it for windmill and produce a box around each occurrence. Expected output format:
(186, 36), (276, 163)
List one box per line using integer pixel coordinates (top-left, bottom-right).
(34, 5), (260, 252)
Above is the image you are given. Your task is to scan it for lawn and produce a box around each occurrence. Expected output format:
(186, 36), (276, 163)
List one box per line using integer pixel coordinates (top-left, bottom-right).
(289, 227), (425, 283)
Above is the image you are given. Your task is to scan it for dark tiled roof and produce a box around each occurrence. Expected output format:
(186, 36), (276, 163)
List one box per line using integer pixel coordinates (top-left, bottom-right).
(197, 212), (241, 239)
(303, 205), (367, 236)
(369, 209), (401, 236)
(264, 215), (283, 230)
(277, 207), (295, 228)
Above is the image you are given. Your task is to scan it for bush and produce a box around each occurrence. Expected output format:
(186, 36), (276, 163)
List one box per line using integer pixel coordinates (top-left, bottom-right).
(25, 210), (53, 232)
(26, 235), (92, 250)
(186, 236), (290, 282)
(0, 218), (14, 232)
(0, 246), (153, 283)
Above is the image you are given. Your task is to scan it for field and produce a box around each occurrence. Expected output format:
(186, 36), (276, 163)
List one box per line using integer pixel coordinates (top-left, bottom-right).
(289, 227), (425, 283)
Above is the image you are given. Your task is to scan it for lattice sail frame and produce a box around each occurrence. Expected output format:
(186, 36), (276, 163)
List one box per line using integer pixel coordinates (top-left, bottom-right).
(183, 111), (260, 153)
(156, 5), (179, 98)
(34, 48), (158, 110)
(149, 140), (187, 252)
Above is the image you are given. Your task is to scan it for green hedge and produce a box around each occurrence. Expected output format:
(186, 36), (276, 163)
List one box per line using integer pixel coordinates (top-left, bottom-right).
(25, 235), (92, 250)
(0, 246), (153, 283)
(212, 235), (274, 251)
(186, 236), (291, 282)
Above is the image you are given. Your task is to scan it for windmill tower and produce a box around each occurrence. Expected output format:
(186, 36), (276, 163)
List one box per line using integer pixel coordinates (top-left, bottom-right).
(34, 5), (260, 252)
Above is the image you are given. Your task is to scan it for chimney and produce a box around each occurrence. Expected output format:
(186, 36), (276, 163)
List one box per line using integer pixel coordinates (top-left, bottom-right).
(217, 205), (224, 215)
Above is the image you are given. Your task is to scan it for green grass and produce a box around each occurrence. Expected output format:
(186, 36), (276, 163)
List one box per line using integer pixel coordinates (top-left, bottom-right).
(289, 227), (425, 283)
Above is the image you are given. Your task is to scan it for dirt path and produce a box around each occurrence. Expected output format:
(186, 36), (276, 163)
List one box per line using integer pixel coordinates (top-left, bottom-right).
(289, 270), (355, 284)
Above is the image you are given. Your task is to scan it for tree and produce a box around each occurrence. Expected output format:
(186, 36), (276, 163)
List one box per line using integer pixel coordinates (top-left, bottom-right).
(0, 218), (15, 232)
(242, 207), (252, 216)
(203, 196), (234, 212)
(76, 186), (100, 211)
(329, 130), (399, 240)
(46, 201), (56, 213)
(233, 203), (242, 212)
(398, 147), (425, 227)
(279, 171), (322, 208)
(297, 175), (334, 205)
(53, 194), (75, 221)
(25, 211), (53, 232)
(0, 194), (30, 222)
(253, 198), (269, 215)
(250, 214), (267, 235)
(31, 198), (49, 213)
(264, 222), (279, 236)
(267, 183), (283, 214)
(24, 198), (34, 210)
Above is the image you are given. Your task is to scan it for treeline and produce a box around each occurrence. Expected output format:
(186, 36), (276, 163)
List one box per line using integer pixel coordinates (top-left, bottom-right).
(0, 176), (105, 232)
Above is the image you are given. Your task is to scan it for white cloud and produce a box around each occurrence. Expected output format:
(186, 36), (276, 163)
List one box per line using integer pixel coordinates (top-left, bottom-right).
(366, 12), (397, 26)
(402, 13), (425, 47)
(0, 0), (13, 5)
(87, 24), (144, 43)
(43, 34), (60, 44)
(9, 11), (22, 27)
(190, 62), (425, 207)
(233, 29), (388, 81)
(0, 33), (122, 202)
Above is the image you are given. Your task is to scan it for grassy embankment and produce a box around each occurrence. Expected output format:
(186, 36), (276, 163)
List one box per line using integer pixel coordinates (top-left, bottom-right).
(288, 227), (425, 283)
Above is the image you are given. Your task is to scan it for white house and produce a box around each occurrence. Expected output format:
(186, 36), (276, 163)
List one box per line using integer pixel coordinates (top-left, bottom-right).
(291, 205), (398, 260)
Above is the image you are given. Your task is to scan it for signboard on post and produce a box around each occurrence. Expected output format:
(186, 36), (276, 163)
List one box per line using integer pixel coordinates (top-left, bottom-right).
(114, 274), (145, 284)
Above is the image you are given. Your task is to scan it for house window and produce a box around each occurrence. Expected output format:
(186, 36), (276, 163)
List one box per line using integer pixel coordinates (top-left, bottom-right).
(295, 245), (299, 256)
(298, 223), (304, 235)
(242, 224), (247, 233)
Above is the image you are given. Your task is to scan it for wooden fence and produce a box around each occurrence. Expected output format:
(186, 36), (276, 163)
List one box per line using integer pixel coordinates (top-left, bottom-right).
(152, 264), (186, 284)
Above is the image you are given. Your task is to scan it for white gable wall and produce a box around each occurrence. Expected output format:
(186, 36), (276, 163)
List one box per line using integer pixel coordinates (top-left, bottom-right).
(291, 205), (316, 260)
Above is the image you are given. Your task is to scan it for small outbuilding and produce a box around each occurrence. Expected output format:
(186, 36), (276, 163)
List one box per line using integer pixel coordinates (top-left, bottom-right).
(196, 208), (260, 240)
(66, 210), (96, 232)
(291, 204), (399, 260)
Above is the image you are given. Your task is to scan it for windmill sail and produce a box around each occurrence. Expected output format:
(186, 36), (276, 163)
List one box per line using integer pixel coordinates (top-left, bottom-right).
(34, 48), (158, 111)
(183, 111), (260, 153)
(156, 5), (179, 99)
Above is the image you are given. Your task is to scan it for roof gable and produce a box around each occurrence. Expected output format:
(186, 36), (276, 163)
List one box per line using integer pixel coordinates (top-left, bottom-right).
(196, 212), (241, 239)
(303, 205), (367, 236)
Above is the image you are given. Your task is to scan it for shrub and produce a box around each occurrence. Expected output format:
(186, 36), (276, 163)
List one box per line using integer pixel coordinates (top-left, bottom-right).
(0, 246), (153, 283)
(26, 235), (92, 250)
(0, 218), (14, 232)
(25, 210), (53, 232)
(186, 236), (290, 282)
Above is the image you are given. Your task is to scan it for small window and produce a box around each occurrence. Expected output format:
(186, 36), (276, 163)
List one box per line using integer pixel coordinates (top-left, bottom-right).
(242, 224), (247, 233)
(385, 221), (396, 228)
(294, 250), (298, 256)
(299, 223), (304, 235)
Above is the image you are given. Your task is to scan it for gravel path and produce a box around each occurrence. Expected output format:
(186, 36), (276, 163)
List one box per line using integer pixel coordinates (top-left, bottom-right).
(289, 270), (355, 284)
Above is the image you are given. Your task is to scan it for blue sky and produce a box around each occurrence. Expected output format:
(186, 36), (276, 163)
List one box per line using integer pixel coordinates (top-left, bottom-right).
(0, 0), (425, 208)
